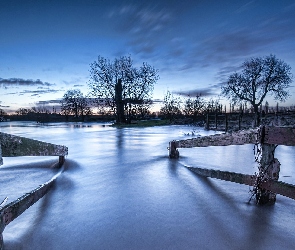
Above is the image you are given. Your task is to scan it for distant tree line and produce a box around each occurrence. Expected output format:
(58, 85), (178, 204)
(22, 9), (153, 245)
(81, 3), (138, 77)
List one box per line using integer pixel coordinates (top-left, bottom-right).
(61, 89), (92, 122)
(159, 90), (223, 122)
(6, 54), (293, 126)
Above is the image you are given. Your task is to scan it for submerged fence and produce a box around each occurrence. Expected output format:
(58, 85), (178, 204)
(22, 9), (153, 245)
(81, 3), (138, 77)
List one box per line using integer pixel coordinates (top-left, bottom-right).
(0, 132), (68, 249)
(168, 126), (295, 205)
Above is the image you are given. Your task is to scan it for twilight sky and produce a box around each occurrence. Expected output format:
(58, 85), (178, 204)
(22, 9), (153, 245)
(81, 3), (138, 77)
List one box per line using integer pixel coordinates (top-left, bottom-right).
(0, 0), (295, 113)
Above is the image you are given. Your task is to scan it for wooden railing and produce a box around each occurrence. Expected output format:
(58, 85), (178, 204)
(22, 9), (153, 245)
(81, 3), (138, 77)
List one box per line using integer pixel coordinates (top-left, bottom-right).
(168, 126), (295, 205)
(205, 112), (295, 132)
(0, 132), (68, 250)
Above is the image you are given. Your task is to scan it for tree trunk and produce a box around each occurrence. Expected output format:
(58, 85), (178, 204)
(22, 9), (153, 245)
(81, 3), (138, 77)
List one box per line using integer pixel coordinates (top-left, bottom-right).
(253, 104), (260, 127)
(256, 143), (280, 205)
(115, 79), (125, 123)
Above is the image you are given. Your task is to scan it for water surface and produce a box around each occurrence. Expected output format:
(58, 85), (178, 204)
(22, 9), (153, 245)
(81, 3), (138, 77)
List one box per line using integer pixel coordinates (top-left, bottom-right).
(1, 122), (295, 250)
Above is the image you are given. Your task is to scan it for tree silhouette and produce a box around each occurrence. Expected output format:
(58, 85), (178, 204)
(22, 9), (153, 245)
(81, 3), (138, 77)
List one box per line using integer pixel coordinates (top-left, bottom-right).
(183, 95), (206, 120)
(61, 89), (91, 121)
(160, 91), (182, 121)
(221, 54), (293, 125)
(88, 55), (159, 123)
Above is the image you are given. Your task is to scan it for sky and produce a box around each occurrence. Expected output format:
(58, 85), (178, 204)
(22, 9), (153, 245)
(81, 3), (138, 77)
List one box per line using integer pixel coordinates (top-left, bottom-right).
(0, 0), (295, 113)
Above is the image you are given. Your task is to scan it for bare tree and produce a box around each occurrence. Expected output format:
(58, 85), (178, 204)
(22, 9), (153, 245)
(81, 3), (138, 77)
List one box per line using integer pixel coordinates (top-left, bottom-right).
(0, 109), (7, 116)
(205, 97), (222, 113)
(160, 91), (182, 121)
(221, 54), (293, 125)
(15, 108), (31, 115)
(183, 95), (206, 119)
(61, 89), (92, 121)
(88, 55), (159, 123)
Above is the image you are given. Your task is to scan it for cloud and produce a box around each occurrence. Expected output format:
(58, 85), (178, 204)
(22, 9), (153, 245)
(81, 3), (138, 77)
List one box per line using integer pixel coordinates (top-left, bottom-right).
(0, 78), (55, 88)
(35, 99), (62, 106)
(196, 5), (295, 67)
(17, 89), (62, 97)
(109, 4), (174, 56)
(156, 2), (295, 75)
(152, 98), (163, 104)
(0, 104), (10, 108)
(173, 86), (219, 97)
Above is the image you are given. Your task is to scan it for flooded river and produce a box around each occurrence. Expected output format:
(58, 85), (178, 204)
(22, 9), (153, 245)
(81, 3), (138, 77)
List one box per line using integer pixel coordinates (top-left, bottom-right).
(1, 122), (295, 250)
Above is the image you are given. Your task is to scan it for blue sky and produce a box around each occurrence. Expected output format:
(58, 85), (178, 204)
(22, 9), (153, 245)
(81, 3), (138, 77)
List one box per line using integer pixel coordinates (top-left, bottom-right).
(0, 0), (295, 113)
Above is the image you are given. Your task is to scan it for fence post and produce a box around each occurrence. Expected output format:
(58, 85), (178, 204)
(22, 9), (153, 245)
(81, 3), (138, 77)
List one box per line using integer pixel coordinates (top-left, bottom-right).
(215, 112), (217, 130)
(225, 113), (228, 132)
(0, 233), (3, 250)
(0, 144), (2, 166)
(256, 141), (280, 204)
(206, 112), (209, 130)
(58, 156), (65, 167)
(169, 141), (179, 159)
(0, 145), (3, 248)
(238, 115), (241, 130)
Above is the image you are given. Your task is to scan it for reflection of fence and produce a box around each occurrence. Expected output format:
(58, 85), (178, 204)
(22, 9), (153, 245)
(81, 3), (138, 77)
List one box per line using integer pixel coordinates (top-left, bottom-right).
(0, 132), (68, 250)
(168, 126), (295, 205)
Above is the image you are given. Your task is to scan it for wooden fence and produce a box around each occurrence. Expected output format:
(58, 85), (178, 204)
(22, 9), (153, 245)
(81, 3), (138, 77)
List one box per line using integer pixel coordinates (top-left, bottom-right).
(168, 126), (295, 205)
(0, 132), (68, 250)
(206, 111), (295, 132)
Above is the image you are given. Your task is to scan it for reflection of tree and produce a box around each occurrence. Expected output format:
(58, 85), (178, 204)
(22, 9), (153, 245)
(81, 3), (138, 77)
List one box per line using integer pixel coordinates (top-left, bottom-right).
(88, 55), (159, 123)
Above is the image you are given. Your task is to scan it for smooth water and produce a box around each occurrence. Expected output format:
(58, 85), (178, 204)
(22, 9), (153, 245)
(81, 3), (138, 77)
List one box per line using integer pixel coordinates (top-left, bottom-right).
(1, 122), (295, 250)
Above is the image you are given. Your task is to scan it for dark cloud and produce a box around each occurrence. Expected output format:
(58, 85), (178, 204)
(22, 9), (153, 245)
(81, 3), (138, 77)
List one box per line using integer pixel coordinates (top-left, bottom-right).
(195, 4), (295, 68)
(0, 78), (55, 88)
(20, 89), (61, 97)
(154, 2), (295, 74)
(151, 98), (163, 104)
(35, 99), (62, 106)
(108, 1), (195, 59)
(173, 87), (219, 97)
(108, 4), (175, 56)
(214, 65), (243, 84)
(0, 104), (10, 108)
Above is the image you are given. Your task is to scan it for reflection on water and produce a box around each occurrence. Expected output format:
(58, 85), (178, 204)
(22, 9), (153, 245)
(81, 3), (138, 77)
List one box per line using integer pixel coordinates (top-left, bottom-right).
(1, 121), (295, 250)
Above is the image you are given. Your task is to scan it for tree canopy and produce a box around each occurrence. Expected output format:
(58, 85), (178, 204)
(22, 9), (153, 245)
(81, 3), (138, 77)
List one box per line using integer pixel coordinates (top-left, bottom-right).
(61, 89), (91, 121)
(221, 54), (293, 114)
(160, 91), (182, 121)
(88, 55), (159, 123)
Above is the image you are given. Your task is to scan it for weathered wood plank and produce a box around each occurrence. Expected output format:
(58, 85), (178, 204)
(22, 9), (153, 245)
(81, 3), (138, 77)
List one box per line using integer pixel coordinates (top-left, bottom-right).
(0, 198), (7, 209)
(0, 132), (68, 157)
(188, 166), (295, 201)
(0, 165), (64, 249)
(260, 180), (295, 200)
(175, 129), (258, 148)
(0, 145), (2, 166)
(262, 126), (295, 146)
(1, 180), (54, 226)
(187, 166), (256, 186)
